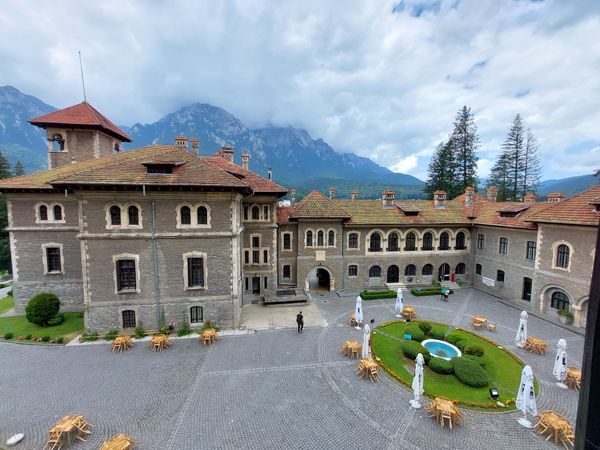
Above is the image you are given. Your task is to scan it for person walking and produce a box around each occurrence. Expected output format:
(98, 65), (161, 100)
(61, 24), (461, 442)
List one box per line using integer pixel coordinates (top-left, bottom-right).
(296, 311), (304, 333)
(440, 286), (446, 302)
(443, 287), (449, 302)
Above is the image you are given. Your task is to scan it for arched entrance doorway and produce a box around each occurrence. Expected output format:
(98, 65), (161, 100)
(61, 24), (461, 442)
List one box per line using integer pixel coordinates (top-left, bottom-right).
(387, 265), (399, 283)
(308, 267), (332, 291)
(438, 263), (450, 281)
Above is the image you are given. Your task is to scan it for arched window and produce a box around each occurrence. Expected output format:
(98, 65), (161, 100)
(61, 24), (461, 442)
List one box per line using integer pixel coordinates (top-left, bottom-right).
(422, 232), (433, 250)
(122, 310), (136, 328)
(50, 133), (64, 151)
(53, 205), (63, 221)
(306, 230), (313, 247)
(455, 263), (465, 274)
(197, 206), (208, 225)
(405, 264), (416, 276)
(317, 230), (324, 246)
(128, 205), (139, 225)
(251, 206), (260, 220)
(439, 232), (450, 250)
(422, 264), (433, 276)
(404, 232), (416, 251)
(39, 204), (48, 221)
(387, 265), (399, 283)
(369, 265), (381, 278)
(180, 206), (191, 225)
(348, 233), (358, 249)
(455, 232), (466, 249)
(556, 244), (570, 269)
(328, 230), (335, 246)
(369, 232), (382, 252)
(110, 205), (121, 226)
(190, 306), (203, 323)
(387, 232), (399, 251)
(551, 291), (569, 311)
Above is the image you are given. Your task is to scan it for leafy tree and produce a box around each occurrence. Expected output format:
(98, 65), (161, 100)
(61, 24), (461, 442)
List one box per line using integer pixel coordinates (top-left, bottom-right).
(424, 140), (460, 199)
(450, 106), (480, 191)
(13, 161), (25, 176)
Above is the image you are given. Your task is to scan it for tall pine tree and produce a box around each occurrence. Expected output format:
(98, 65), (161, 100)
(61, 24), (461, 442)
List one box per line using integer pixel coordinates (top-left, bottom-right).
(424, 140), (460, 199)
(14, 161), (25, 176)
(502, 114), (525, 201)
(0, 152), (11, 272)
(488, 152), (511, 202)
(521, 129), (541, 196)
(450, 106), (480, 192)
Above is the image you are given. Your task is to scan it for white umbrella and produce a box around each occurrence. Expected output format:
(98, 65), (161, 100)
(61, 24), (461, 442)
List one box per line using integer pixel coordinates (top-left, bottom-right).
(516, 365), (537, 428)
(362, 324), (371, 358)
(515, 311), (528, 348)
(409, 353), (425, 409)
(355, 296), (363, 330)
(394, 288), (404, 318)
(553, 339), (568, 389)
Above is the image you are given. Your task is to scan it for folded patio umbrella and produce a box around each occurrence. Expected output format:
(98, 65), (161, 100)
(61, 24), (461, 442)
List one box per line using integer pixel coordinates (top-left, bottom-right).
(395, 288), (404, 317)
(553, 339), (568, 388)
(355, 296), (363, 329)
(410, 353), (425, 409)
(362, 323), (371, 358)
(515, 311), (528, 348)
(516, 364), (537, 427)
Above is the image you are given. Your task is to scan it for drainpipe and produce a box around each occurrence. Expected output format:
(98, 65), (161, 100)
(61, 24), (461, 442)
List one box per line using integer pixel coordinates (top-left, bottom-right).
(151, 199), (161, 328)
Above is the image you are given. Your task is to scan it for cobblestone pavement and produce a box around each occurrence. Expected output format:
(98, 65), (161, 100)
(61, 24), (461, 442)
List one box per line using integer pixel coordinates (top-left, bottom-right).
(0, 288), (583, 449)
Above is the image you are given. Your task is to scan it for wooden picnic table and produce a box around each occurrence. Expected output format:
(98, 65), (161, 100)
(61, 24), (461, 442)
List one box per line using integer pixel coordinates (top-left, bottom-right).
(524, 337), (548, 355)
(355, 357), (379, 382)
(535, 410), (574, 448)
(402, 306), (416, 320)
(566, 367), (581, 391)
(45, 415), (92, 450)
(472, 315), (487, 329)
(112, 335), (133, 352)
(150, 334), (171, 352)
(200, 328), (218, 345)
(426, 398), (463, 429)
(99, 434), (136, 450)
(339, 340), (362, 359)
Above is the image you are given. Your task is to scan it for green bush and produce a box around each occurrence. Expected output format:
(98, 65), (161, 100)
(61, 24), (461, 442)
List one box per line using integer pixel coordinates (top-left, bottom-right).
(134, 322), (145, 339)
(25, 292), (60, 326)
(360, 290), (397, 300)
(455, 340), (468, 351)
(417, 321), (432, 335)
(445, 332), (464, 346)
(451, 357), (489, 387)
(177, 323), (191, 337)
(7, 289), (12, 296)
(80, 331), (98, 342)
(404, 324), (425, 342)
(199, 320), (220, 333)
(47, 313), (64, 327)
(464, 354), (486, 368)
(41, 336), (50, 342)
(428, 357), (454, 374)
(464, 344), (485, 357)
(4, 332), (13, 339)
(430, 328), (446, 340)
(402, 340), (431, 364)
(55, 336), (64, 344)
(410, 287), (454, 297)
(104, 329), (119, 341)
(25, 334), (32, 340)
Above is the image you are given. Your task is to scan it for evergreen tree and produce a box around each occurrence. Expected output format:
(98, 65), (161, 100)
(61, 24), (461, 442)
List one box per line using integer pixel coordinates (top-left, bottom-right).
(424, 140), (459, 199)
(13, 161), (25, 176)
(521, 129), (542, 196)
(488, 152), (511, 202)
(450, 106), (480, 191)
(501, 114), (526, 201)
(0, 152), (11, 272)
(0, 152), (11, 179)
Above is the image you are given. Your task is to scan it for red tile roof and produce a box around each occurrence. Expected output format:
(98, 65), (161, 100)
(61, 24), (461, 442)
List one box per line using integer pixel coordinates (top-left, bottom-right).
(30, 102), (131, 142)
(526, 185), (600, 226)
(290, 191), (350, 219)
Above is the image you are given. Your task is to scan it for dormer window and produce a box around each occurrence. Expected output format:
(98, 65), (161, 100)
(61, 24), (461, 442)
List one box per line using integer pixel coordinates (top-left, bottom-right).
(50, 133), (65, 152)
(143, 161), (185, 175)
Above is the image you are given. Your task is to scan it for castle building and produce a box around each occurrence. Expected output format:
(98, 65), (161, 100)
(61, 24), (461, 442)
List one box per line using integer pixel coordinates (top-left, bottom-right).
(0, 103), (596, 331)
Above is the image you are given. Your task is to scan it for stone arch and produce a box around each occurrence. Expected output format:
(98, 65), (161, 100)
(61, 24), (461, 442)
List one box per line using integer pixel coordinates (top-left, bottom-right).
(538, 284), (574, 315)
(306, 265), (334, 292)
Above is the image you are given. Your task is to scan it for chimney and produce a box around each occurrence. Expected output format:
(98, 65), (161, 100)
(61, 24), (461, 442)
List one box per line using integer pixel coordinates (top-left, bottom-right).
(221, 145), (234, 162)
(267, 166), (272, 181)
(547, 192), (565, 203)
(190, 138), (199, 155)
(524, 193), (536, 204)
(434, 190), (447, 209)
(175, 136), (188, 148)
(329, 186), (336, 199)
(290, 187), (297, 204)
(382, 189), (395, 208)
(486, 186), (498, 202)
(241, 152), (250, 171)
(351, 189), (359, 200)
(464, 186), (475, 207)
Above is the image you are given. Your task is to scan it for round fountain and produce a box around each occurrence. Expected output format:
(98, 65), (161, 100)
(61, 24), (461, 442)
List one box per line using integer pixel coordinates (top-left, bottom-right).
(421, 339), (462, 360)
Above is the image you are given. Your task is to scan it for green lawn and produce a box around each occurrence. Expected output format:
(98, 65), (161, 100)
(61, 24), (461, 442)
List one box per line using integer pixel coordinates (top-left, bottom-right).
(373, 321), (531, 410)
(0, 295), (14, 315)
(0, 312), (84, 343)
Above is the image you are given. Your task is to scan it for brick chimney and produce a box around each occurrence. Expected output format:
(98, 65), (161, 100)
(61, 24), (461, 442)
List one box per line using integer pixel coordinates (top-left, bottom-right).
(329, 186), (336, 199)
(464, 186), (475, 207)
(267, 166), (272, 181)
(524, 193), (536, 204)
(290, 187), (297, 204)
(190, 138), (199, 155)
(486, 186), (498, 202)
(547, 192), (565, 203)
(434, 190), (447, 209)
(221, 145), (234, 163)
(175, 136), (188, 148)
(241, 152), (250, 170)
(382, 189), (395, 208)
(351, 189), (359, 200)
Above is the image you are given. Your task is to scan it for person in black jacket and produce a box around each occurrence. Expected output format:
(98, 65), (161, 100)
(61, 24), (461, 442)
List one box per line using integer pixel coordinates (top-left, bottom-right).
(296, 311), (304, 333)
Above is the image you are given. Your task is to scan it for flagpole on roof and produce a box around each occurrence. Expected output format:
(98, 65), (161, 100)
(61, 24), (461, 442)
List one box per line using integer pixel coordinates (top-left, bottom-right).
(78, 50), (87, 103)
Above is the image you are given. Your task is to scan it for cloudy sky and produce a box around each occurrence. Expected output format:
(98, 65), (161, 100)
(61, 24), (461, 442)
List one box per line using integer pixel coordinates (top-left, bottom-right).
(1, 0), (599, 180)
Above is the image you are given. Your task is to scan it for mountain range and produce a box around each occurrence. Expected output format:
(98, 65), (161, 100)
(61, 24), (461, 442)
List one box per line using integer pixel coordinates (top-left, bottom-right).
(0, 85), (596, 199)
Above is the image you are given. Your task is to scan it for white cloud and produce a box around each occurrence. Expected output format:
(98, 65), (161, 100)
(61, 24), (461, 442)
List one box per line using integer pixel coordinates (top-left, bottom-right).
(0, 0), (599, 180)
(391, 155), (418, 173)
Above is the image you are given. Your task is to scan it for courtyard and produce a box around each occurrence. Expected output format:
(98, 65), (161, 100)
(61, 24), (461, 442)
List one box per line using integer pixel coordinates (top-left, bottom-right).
(0, 287), (583, 450)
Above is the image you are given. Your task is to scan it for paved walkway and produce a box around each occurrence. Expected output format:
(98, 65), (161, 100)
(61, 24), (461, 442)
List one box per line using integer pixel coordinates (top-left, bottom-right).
(0, 288), (583, 449)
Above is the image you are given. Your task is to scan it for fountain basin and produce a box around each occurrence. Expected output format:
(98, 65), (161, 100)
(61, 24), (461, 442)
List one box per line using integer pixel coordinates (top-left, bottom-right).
(422, 339), (462, 361)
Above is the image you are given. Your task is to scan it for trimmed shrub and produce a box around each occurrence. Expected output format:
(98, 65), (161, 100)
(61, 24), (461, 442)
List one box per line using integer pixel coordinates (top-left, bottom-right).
(177, 322), (191, 337)
(25, 292), (60, 326)
(25, 334), (32, 340)
(104, 329), (119, 341)
(404, 324), (425, 342)
(80, 331), (98, 342)
(41, 336), (51, 342)
(455, 340), (468, 351)
(47, 313), (64, 327)
(411, 287), (454, 297)
(418, 321), (432, 336)
(4, 332), (14, 339)
(360, 290), (397, 300)
(464, 344), (485, 357)
(430, 328), (446, 340)
(428, 357), (454, 374)
(445, 332), (464, 346)
(402, 340), (431, 364)
(451, 357), (489, 387)
(464, 354), (486, 368)
(55, 336), (64, 344)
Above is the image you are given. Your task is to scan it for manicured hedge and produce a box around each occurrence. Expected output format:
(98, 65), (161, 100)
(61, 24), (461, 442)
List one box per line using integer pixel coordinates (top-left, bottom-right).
(445, 331), (464, 346)
(430, 328), (446, 340)
(464, 354), (486, 368)
(360, 290), (398, 300)
(464, 344), (485, 357)
(410, 287), (454, 297)
(402, 340), (431, 363)
(25, 292), (60, 326)
(404, 324), (425, 342)
(428, 357), (454, 374)
(451, 357), (489, 387)
(418, 321), (432, 335)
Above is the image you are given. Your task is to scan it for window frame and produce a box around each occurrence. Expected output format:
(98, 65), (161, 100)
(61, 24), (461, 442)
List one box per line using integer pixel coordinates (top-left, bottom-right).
(113, 254), (140, 294)
(190, 306), (204, 324)
(550, 291), (570, 311)
(176, 203), (211, 229)
(499, 237), (508, 255)
(35, 202), (66, 224)
(422, 232), (433, 251)
(369, 231), (382, 252)
(282, 265), (291, 279)
(475, 263), (482, 275)
(348, 232), (360, 250)
(404, 264), (416, 277)
(368, 265), (381, 278)
(348, 264), (358, 277)
(439, 232), (450, 250)
(455, 231), (466, 250)
(282, 232), (292, 251)
(305, 230), (313, 247)
(497, 269), (505, 282)
(555, 244), (571, 269)
(183, 251), (208, 290)
(526, 241), (536, 260)
(422, 264), (433, 276)
(387, 232), (399, 252)
(121, 310), (136, 328)
(42, 243), (64, 275)
(477, 233), (485, 250)
(327, 229), (335, 247)
(404, 232), (416, 251)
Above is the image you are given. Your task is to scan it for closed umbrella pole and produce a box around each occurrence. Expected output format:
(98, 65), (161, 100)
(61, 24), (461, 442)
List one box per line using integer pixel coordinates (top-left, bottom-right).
(515, 311), (528, 348)
(395, 288), (403, 318)
(409, 353), (425, 409)
(553, 339), (568, 389)
(516, 365), (537, 428)
(362, 324), (371, 359)
(355, 296), (363, 330)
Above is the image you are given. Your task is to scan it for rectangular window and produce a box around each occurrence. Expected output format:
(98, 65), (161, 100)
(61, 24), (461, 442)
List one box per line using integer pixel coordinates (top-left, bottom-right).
(522, 277), (532, 301)
(477, 234), (484, 250)
(263, 249), (268, 264)
(348, 265), (358, 277)
(46, 247), (61, 273)
(243, 206), (248, 220)
(244, 251), (249, 264)
(526, 241), (536, 260)
(264, 277), (268, 289)
(497, 270), (505, 282)
(348, 233), (358, 249)
(252, 277), (260, 294)
(187, 257), (205, 287)
(499, 237), (508, 254)
(263, 206), (269, 221)
(252, 250), (260, 264)
(245, 277), (249, 291)
(283, 233), (291, 250)
(475, 264), (482, 275)
(252, 236), (260, 248)
(283, 265), (291, 279)
(117, 260), (136, 291)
